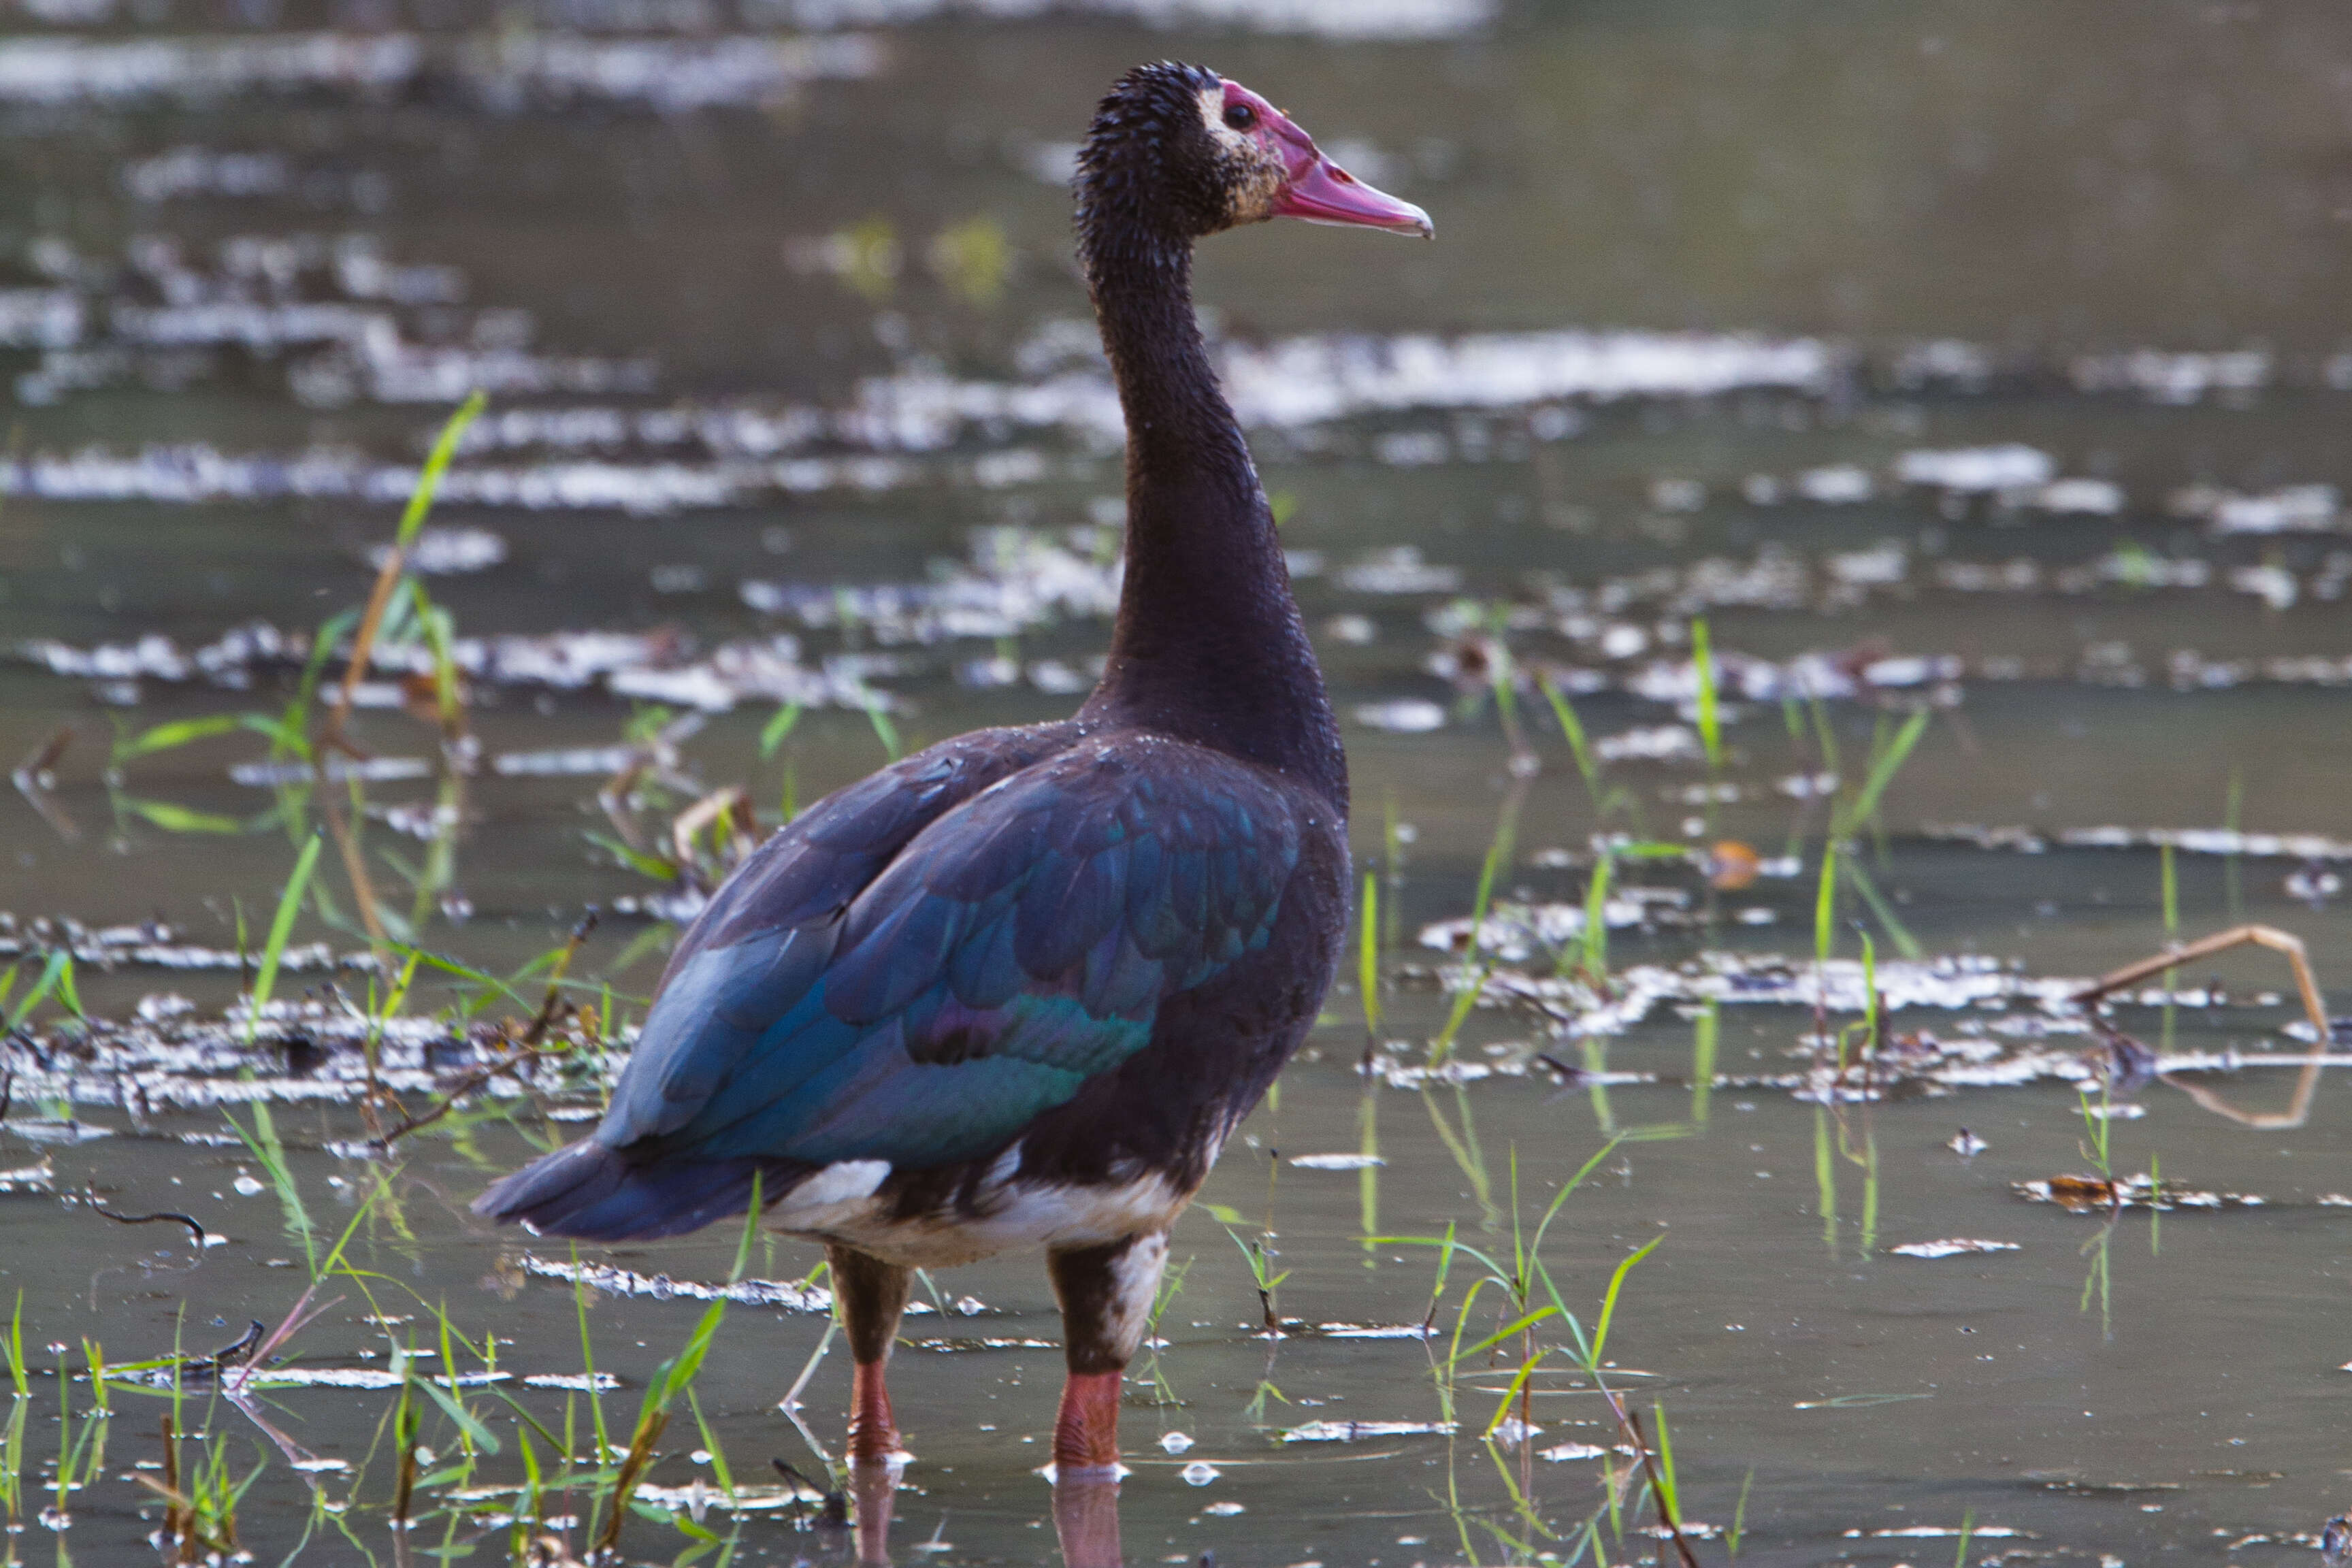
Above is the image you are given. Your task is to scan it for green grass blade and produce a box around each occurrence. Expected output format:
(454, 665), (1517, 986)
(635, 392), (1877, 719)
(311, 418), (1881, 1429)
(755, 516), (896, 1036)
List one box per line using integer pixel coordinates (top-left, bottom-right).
(419, 1376), (502, 1455)
(1652, 1401), (1679, 1514)
(758, 702), (803, 760)
(1452, 1305), (1560, 1366)
(246, 833), (322, 1044)
(1690, 1000), (1718, 1124)
(1814, 840), (1838, 965)
(1538, 676), (1603, 800)
(399, 391), (486, 549)
(864, 702), (902, 761)
(113, 713), (246, 765)
(1577, 850), (1614, 979)
(1587, 1234), (1661, 1369)
(1482, 1344), (1549, 1437)
(1691, 619), (1721, 772)
(1842, 854), (1921, 960)
(1844, 707), (1930, 830)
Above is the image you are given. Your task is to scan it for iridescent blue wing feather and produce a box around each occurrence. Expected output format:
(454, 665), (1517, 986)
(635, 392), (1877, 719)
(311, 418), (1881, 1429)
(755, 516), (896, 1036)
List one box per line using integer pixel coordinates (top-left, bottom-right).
(497, 734), (1301, 1241)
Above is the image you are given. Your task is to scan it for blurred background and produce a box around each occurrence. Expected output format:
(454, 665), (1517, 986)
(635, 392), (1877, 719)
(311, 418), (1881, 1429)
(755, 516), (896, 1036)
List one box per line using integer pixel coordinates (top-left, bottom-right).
(8, 0), (2352, 966)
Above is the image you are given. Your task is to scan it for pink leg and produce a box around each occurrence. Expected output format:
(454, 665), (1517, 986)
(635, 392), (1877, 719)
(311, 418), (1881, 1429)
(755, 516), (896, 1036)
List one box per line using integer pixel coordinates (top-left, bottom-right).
(828, 1245), (913, 1565)
(1051, 1371), (1126, 1566)
(1045, 1230), (1167, 1477)
(829, 1244), (913, 1462)
(849, 1358), (902, 1463)
(1051, 1368), (1126, 1475)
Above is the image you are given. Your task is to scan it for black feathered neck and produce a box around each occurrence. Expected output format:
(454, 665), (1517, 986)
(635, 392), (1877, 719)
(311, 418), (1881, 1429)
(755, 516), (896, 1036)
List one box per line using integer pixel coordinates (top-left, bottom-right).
(1073, 63), (1347, 813)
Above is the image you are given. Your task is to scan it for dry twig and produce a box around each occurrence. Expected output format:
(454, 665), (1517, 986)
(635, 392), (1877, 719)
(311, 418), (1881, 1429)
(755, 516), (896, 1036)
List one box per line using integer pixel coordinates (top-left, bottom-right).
(2072, 923), (2333, 1128)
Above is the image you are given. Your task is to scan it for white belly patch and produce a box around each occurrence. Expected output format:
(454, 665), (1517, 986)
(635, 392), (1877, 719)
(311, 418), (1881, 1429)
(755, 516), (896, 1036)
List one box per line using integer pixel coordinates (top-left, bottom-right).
(768, 1149), (1190, 1271)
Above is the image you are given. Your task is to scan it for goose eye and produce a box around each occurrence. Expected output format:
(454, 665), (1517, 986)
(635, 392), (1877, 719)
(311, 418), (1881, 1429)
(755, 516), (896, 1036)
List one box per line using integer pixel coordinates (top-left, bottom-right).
(1223, 102), (1256, 131)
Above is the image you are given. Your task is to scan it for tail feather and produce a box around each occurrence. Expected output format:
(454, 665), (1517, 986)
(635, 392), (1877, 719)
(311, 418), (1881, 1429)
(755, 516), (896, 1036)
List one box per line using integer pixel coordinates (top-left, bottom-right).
(472, 1139), (805, 1242)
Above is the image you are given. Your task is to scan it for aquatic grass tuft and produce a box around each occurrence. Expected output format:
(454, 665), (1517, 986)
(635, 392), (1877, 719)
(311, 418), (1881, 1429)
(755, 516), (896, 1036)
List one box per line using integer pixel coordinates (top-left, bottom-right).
(2, 949), (79, 1042)
(590, 1177), (765, 1555)
(1139, 1254), (1193, 1406)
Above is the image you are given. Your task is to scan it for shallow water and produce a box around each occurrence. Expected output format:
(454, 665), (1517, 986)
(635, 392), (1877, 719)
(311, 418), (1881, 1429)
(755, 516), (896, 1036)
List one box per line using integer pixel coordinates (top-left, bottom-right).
(10, 3), (2352, 1564)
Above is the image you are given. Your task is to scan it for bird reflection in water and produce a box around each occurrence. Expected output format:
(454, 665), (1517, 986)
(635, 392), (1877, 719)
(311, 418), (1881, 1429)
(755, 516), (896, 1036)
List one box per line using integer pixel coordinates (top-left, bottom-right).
(845, 1460), (1124, 1567)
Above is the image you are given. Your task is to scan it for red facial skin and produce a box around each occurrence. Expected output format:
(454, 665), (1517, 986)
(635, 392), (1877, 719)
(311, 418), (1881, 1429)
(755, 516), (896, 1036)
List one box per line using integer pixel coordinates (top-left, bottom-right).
(1219, 80), (1434, 237)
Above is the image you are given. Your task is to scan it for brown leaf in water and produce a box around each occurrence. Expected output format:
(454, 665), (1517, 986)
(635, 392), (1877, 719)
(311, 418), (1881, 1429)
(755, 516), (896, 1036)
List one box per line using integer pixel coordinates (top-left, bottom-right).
(2043, 1173), (2119, 1211)
(1706, 840), (1761, 890)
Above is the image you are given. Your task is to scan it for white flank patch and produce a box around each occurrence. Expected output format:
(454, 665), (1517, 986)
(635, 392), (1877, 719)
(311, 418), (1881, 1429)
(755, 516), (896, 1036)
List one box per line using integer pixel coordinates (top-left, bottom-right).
(785, 1159), (890, 1211)
(1100, 1231), (1169, 1359)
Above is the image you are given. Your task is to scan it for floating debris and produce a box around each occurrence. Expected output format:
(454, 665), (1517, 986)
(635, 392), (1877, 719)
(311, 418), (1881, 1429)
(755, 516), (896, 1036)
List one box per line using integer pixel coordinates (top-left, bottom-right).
(0, 988), (607, 1113)
(1222, 330), (1836, 423)
(368, 527), (508, 576)
(1288, 1153), (1386, 1170)
(1418, 894), (1688, 962)
(1278, 1420), (1456, 1443)
(4, 1119), (114, 1144)
(513, 1254), (838, 1313)
(0, 1160), (56, 1194)
(630, 1482), (820, 1514)
(1858, 1524), (2025, 1539)
(519, 1373), (621, 1392)
(2016, 1175), (2269, 1212)
(1316, 1324), (1431, 1341)
(1538, 1443), (1608, 1461)
(120, 1365), (513, 1391)
(1339, 546), (1460, 595)
(1887, 1239), (2019, 1260)
(1595, 725), (1701, 764)
(2072, 346), (2268, 403)
(1353, 698), (1448, 734)
(1894, 444), (2054, 492)
(22, 621), (892, 717)
(1948, 1129), (1988, 1157)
